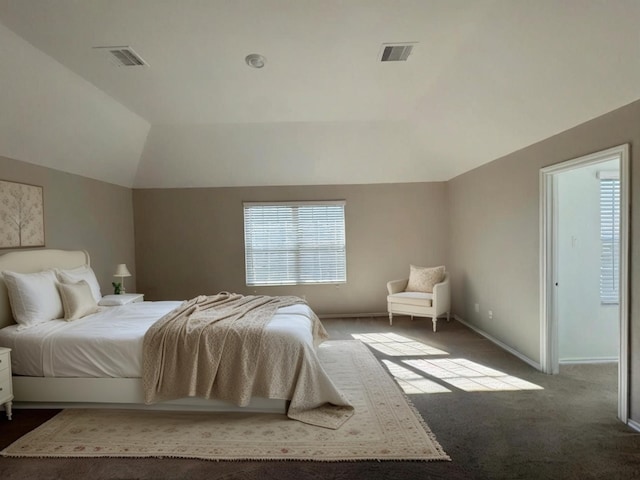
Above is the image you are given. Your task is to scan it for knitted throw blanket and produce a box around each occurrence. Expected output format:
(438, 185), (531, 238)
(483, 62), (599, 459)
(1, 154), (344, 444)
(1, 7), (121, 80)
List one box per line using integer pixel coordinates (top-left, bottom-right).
(142, 293), (353, 429)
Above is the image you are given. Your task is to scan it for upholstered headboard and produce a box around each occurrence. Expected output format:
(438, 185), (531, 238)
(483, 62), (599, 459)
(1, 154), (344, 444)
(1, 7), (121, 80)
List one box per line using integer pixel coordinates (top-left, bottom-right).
(0, 249), (89, 329)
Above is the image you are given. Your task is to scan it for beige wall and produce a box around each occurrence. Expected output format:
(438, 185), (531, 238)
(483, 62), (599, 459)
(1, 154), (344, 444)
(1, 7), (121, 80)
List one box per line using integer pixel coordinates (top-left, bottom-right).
(447, 99), (640, 419)
(0, 155), (136, 294)
(133, 182), (448, 315)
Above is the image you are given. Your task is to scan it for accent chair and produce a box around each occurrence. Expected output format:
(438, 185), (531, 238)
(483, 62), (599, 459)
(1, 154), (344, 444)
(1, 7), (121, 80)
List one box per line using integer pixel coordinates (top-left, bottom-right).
(387, 272), (451, 332)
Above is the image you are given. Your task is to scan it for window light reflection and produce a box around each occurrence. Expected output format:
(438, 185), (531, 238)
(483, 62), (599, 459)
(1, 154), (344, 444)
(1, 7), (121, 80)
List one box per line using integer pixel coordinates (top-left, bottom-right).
(403, 358), (543, 392)
(352, 332), (449, 356)
(382, 360), (451, 394)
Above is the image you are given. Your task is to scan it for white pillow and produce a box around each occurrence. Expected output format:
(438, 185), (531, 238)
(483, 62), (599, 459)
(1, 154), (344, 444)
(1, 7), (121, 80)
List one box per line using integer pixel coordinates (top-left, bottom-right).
(405, 265), (445, 293)
(2, 270), (64, 328)
(57, 280), (99, 321)
(56, 265), (102, 303)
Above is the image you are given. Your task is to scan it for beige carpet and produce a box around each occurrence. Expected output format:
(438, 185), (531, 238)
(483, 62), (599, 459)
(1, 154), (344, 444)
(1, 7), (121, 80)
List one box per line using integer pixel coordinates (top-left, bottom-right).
(1, 341), (449, 462)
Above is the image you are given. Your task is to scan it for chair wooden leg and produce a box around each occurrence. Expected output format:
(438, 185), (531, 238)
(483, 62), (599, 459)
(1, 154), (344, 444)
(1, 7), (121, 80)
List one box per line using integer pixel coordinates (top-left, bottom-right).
(447, 312), (450, 322)
(389, 312), (393, 326)
(432, 317), (437, 332)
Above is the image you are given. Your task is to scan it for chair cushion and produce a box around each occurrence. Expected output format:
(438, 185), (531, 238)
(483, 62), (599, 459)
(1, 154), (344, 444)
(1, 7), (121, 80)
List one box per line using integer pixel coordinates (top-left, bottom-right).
(388, 291), (433, 307)
(405, 265), (445, 293)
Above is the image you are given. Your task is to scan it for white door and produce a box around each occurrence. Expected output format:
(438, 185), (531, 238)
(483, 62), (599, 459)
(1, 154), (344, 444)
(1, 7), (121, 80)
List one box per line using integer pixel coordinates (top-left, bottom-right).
(539, 144), (629, 423)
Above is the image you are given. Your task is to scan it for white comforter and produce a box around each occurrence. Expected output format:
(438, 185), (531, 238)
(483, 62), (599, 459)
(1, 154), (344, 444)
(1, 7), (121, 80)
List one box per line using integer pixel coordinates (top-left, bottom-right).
(0, 301), (317, 378)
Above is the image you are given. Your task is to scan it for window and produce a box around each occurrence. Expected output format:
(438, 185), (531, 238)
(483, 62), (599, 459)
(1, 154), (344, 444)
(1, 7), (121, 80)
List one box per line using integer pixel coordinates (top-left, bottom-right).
(243, 201), (346, 286)
(599, 173), (620, 304)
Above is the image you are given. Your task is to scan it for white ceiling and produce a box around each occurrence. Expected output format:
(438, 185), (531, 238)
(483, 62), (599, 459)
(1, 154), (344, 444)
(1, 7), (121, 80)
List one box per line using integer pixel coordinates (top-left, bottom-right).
(0, 0), (639, 188)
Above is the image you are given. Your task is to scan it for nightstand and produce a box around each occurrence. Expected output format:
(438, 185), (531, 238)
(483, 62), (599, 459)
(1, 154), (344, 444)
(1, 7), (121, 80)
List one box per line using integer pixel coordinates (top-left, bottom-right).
(0, 347), (13, 420)
(120, 293), (144, 303)
(98, 293), (144, 306)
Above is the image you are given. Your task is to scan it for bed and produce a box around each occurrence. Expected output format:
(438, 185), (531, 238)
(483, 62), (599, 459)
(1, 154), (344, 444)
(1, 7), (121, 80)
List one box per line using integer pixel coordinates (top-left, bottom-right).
(0, 249), (352, 429)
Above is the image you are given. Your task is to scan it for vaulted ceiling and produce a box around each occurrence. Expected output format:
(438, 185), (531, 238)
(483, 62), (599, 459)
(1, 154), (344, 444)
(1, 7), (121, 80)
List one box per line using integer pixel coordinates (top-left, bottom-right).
(0, 0), (639, 188)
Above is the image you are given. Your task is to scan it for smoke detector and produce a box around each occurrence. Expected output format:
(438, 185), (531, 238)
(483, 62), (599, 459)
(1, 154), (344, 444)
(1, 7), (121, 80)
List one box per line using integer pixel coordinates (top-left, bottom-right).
(379, 43), (416, 62)
(245, 53), (266, 69)
(93, 46), (148, 67)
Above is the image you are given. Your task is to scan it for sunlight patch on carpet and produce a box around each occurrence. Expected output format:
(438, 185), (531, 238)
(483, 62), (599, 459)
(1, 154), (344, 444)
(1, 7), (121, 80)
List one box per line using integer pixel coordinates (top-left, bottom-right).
(351, 332), (449, 356)
(403, 358), (543, 392)
(382, 360), (452, 394)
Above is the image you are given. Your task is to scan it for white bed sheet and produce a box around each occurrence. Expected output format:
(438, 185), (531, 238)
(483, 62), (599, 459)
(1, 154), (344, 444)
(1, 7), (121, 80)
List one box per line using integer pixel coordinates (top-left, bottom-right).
(0, 301), (315, 378)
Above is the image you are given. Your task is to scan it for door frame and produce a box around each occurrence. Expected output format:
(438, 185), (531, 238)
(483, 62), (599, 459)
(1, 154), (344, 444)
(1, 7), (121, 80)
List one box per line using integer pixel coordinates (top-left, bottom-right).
(539, 144), (629, 423)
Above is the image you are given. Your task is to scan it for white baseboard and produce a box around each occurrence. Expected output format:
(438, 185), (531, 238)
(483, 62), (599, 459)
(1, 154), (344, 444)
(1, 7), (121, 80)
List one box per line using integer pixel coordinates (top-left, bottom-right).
(628, 419), (640, 433)
(319, 312), (387, 319)
(559, 357), (618, 365)
(453, 314), (541, 371)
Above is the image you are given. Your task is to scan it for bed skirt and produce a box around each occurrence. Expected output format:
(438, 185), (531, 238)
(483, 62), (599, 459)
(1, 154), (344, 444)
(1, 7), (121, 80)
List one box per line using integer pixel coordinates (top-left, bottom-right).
(11, 376), (287, 413)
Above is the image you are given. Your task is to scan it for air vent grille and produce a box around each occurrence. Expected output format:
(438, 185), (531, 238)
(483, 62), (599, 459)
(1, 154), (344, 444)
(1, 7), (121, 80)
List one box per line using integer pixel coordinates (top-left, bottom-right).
(379, 43), (416, 62)
(93, 46), (148, 67)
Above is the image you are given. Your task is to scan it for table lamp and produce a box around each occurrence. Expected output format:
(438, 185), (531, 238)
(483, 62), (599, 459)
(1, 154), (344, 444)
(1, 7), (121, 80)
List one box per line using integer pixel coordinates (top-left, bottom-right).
(113, 264), (132, 294)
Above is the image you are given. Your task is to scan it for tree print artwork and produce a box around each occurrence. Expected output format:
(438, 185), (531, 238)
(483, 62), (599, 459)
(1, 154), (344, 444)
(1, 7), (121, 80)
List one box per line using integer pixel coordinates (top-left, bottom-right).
(0, 180), (44, 248)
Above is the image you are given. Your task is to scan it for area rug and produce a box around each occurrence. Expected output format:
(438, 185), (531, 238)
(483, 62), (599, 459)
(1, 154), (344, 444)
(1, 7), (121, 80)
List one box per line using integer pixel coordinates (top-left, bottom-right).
(1, 340), (449, 462)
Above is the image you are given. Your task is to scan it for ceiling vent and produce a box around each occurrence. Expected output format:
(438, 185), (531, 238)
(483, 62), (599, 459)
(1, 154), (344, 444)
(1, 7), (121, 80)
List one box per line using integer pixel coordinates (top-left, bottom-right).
(93, 46), (148, 67)
(379, 43), (416, 62)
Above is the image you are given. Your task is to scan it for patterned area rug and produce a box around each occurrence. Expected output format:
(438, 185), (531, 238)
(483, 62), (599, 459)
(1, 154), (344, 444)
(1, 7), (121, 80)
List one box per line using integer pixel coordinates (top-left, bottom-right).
(1, 341), (449, 462)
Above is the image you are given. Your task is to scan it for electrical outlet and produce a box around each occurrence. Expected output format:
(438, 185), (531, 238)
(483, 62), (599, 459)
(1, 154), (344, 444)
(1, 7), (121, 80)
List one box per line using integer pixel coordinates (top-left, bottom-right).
(488, 310), (493, 320)
(475, 303), (480, 313)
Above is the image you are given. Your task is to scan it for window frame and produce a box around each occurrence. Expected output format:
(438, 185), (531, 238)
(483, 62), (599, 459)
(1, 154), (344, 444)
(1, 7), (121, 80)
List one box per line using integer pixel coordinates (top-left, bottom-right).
(243, 200), (347, 287)
(598, 171), (620, 305)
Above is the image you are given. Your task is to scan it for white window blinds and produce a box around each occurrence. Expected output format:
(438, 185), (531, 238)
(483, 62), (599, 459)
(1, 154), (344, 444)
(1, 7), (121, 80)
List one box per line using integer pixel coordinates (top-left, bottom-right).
(243, 201), (346, 286)
(599, 174), (620, 304)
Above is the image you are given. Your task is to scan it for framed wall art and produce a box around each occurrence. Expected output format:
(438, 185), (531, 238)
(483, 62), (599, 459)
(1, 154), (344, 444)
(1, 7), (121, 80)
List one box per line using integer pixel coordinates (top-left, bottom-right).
(0, 180), (45, 249)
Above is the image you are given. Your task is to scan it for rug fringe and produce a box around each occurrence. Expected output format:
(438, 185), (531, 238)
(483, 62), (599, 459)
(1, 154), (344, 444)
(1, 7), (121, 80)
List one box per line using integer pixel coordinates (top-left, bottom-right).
(1, 451), (449, 462)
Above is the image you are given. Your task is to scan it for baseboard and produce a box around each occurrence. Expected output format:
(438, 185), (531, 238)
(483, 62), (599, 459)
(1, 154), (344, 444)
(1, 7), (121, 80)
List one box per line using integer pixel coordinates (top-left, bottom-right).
(628, 419), (640, 433)
(319, 312), (387, 319)
(559, 357), (618, 365)
(453, 314), (541, 371)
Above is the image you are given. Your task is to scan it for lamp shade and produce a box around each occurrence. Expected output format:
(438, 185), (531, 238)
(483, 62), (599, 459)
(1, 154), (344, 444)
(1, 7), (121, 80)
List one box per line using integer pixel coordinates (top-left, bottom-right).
(114, 264), (131, 278)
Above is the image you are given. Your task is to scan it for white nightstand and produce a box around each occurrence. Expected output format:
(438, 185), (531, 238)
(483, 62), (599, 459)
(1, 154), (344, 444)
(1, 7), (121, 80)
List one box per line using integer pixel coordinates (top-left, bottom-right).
(99, 293), (144, 306)
(0, 346), (13, 420)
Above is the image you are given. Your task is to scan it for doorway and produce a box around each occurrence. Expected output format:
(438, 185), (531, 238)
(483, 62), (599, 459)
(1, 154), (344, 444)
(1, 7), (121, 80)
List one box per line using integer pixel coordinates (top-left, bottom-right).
(539, 144), (629, 424)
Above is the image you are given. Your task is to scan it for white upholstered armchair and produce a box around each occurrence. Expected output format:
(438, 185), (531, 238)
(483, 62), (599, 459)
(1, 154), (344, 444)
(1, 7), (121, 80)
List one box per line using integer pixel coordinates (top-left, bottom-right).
(387, 272), (451, 332)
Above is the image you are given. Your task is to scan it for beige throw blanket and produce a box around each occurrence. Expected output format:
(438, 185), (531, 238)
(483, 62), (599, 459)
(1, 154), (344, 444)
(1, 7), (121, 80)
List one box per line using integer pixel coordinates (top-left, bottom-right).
(142, 293), (353, 429)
